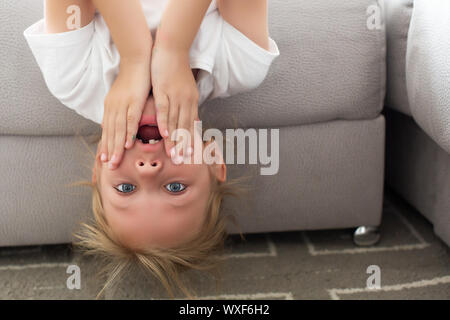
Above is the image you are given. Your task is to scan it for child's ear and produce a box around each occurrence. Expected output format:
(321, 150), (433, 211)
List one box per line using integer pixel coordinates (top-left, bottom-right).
(213, 162), (226, 182)
(211, 140), (226, 182)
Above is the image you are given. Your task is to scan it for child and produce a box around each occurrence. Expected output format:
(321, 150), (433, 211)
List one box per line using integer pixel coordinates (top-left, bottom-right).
(24, 0), (279, 298)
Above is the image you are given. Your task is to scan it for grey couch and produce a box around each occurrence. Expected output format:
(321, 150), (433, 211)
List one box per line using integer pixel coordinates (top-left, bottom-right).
(0, 0), (386, 246)
(384, 0), (450, 247)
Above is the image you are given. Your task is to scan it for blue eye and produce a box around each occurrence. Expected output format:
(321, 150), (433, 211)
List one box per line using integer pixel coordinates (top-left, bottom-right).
(114, 182), (186, 194)
(165, 182), (187, 193)
(114, 183), (136, 193)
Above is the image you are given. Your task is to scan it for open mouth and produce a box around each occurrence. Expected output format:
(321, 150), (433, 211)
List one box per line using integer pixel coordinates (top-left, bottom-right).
(136, 125), (162, 144)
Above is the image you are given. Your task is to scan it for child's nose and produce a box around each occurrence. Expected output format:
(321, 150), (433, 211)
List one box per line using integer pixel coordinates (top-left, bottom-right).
(136, 159), (162, 173)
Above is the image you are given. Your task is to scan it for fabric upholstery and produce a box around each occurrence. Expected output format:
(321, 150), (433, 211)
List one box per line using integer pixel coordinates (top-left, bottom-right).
(0, 0), (386, 246)
(1, 0), (385, 135)
(385, 109), (450, 247)
(405, 0), (450, 154)
(0, 117), (385, 246)
(384, 0), (413, 115)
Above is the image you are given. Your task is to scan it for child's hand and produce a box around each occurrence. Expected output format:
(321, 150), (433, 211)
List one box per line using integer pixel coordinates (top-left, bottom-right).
(100, 61), (151, 169)
(151, 46), (199, 158)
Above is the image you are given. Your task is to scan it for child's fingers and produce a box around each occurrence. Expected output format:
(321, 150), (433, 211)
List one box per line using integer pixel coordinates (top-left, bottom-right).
(190, 105), (199, 155)
(177, 104), (193, 156)
(185, 102), (199, 160)
(190, 101), (199, 147)
(154, 92), (170, 155)
(107, 110), (116, 163)
(167, 100), (180, 157)
(109, 107), (128, 170)
(100, 118), (109, 163)
(125, 103), (143, 150)
(154, 91), (169, 133)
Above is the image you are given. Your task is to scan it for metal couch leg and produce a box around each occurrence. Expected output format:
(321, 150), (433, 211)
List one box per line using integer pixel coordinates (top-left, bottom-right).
(353, 226), (380, 246)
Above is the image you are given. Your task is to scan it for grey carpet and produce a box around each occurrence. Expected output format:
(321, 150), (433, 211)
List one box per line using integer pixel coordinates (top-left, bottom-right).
(1, 189), (449, 300)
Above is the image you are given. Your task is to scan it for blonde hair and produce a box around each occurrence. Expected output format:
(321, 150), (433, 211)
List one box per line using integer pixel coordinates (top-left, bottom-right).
(69, 128), (251, 299)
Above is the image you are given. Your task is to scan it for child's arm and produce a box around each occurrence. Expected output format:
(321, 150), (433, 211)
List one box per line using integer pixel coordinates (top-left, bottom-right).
(45, 0), (96, 33)
(151, 0), (212, 157)
(89, 0), (153, 169)
(44, 0), (151, 169)
(217, 0), (269, 51)
(91, 0), (151, 67)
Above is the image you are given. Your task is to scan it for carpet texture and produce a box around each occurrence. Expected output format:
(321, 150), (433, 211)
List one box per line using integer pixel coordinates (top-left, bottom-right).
(1, 189), (449, 300)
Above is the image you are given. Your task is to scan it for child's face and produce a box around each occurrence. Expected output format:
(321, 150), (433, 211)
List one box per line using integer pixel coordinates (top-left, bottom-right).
(92, 96), (226, 250)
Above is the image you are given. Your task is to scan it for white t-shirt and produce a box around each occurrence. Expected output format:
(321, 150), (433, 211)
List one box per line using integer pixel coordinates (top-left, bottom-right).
(23, 0), (280, 125)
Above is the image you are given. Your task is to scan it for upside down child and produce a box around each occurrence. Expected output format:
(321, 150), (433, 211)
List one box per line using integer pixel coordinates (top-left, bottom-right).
(24, 0), (279, 298)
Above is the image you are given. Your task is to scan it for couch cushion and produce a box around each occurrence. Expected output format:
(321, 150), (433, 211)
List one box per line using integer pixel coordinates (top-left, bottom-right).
(1, 0), (385, 135)
(201, 0), (386, 129)
(384, 0), (414, 116)
(406, 0), (450, 154)
(0, 0), (101, 137)
(0, 117), (385, 246)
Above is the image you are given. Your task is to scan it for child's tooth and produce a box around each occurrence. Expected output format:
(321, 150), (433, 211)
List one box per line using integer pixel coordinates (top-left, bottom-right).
(144, 139), (161, 145)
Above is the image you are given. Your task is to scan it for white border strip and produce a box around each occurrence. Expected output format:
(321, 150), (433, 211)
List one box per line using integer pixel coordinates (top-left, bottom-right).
(0, 262), (70, 271)
(33, 285), (66, 291)
(391, 207), (427, 244)
(302, 207), (430, 256)
(327, 275), (450, 300)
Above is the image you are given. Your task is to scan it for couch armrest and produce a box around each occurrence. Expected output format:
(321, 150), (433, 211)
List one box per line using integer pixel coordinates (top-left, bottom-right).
(405, 0), (450, 154)
(384, 0), (413, 115)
